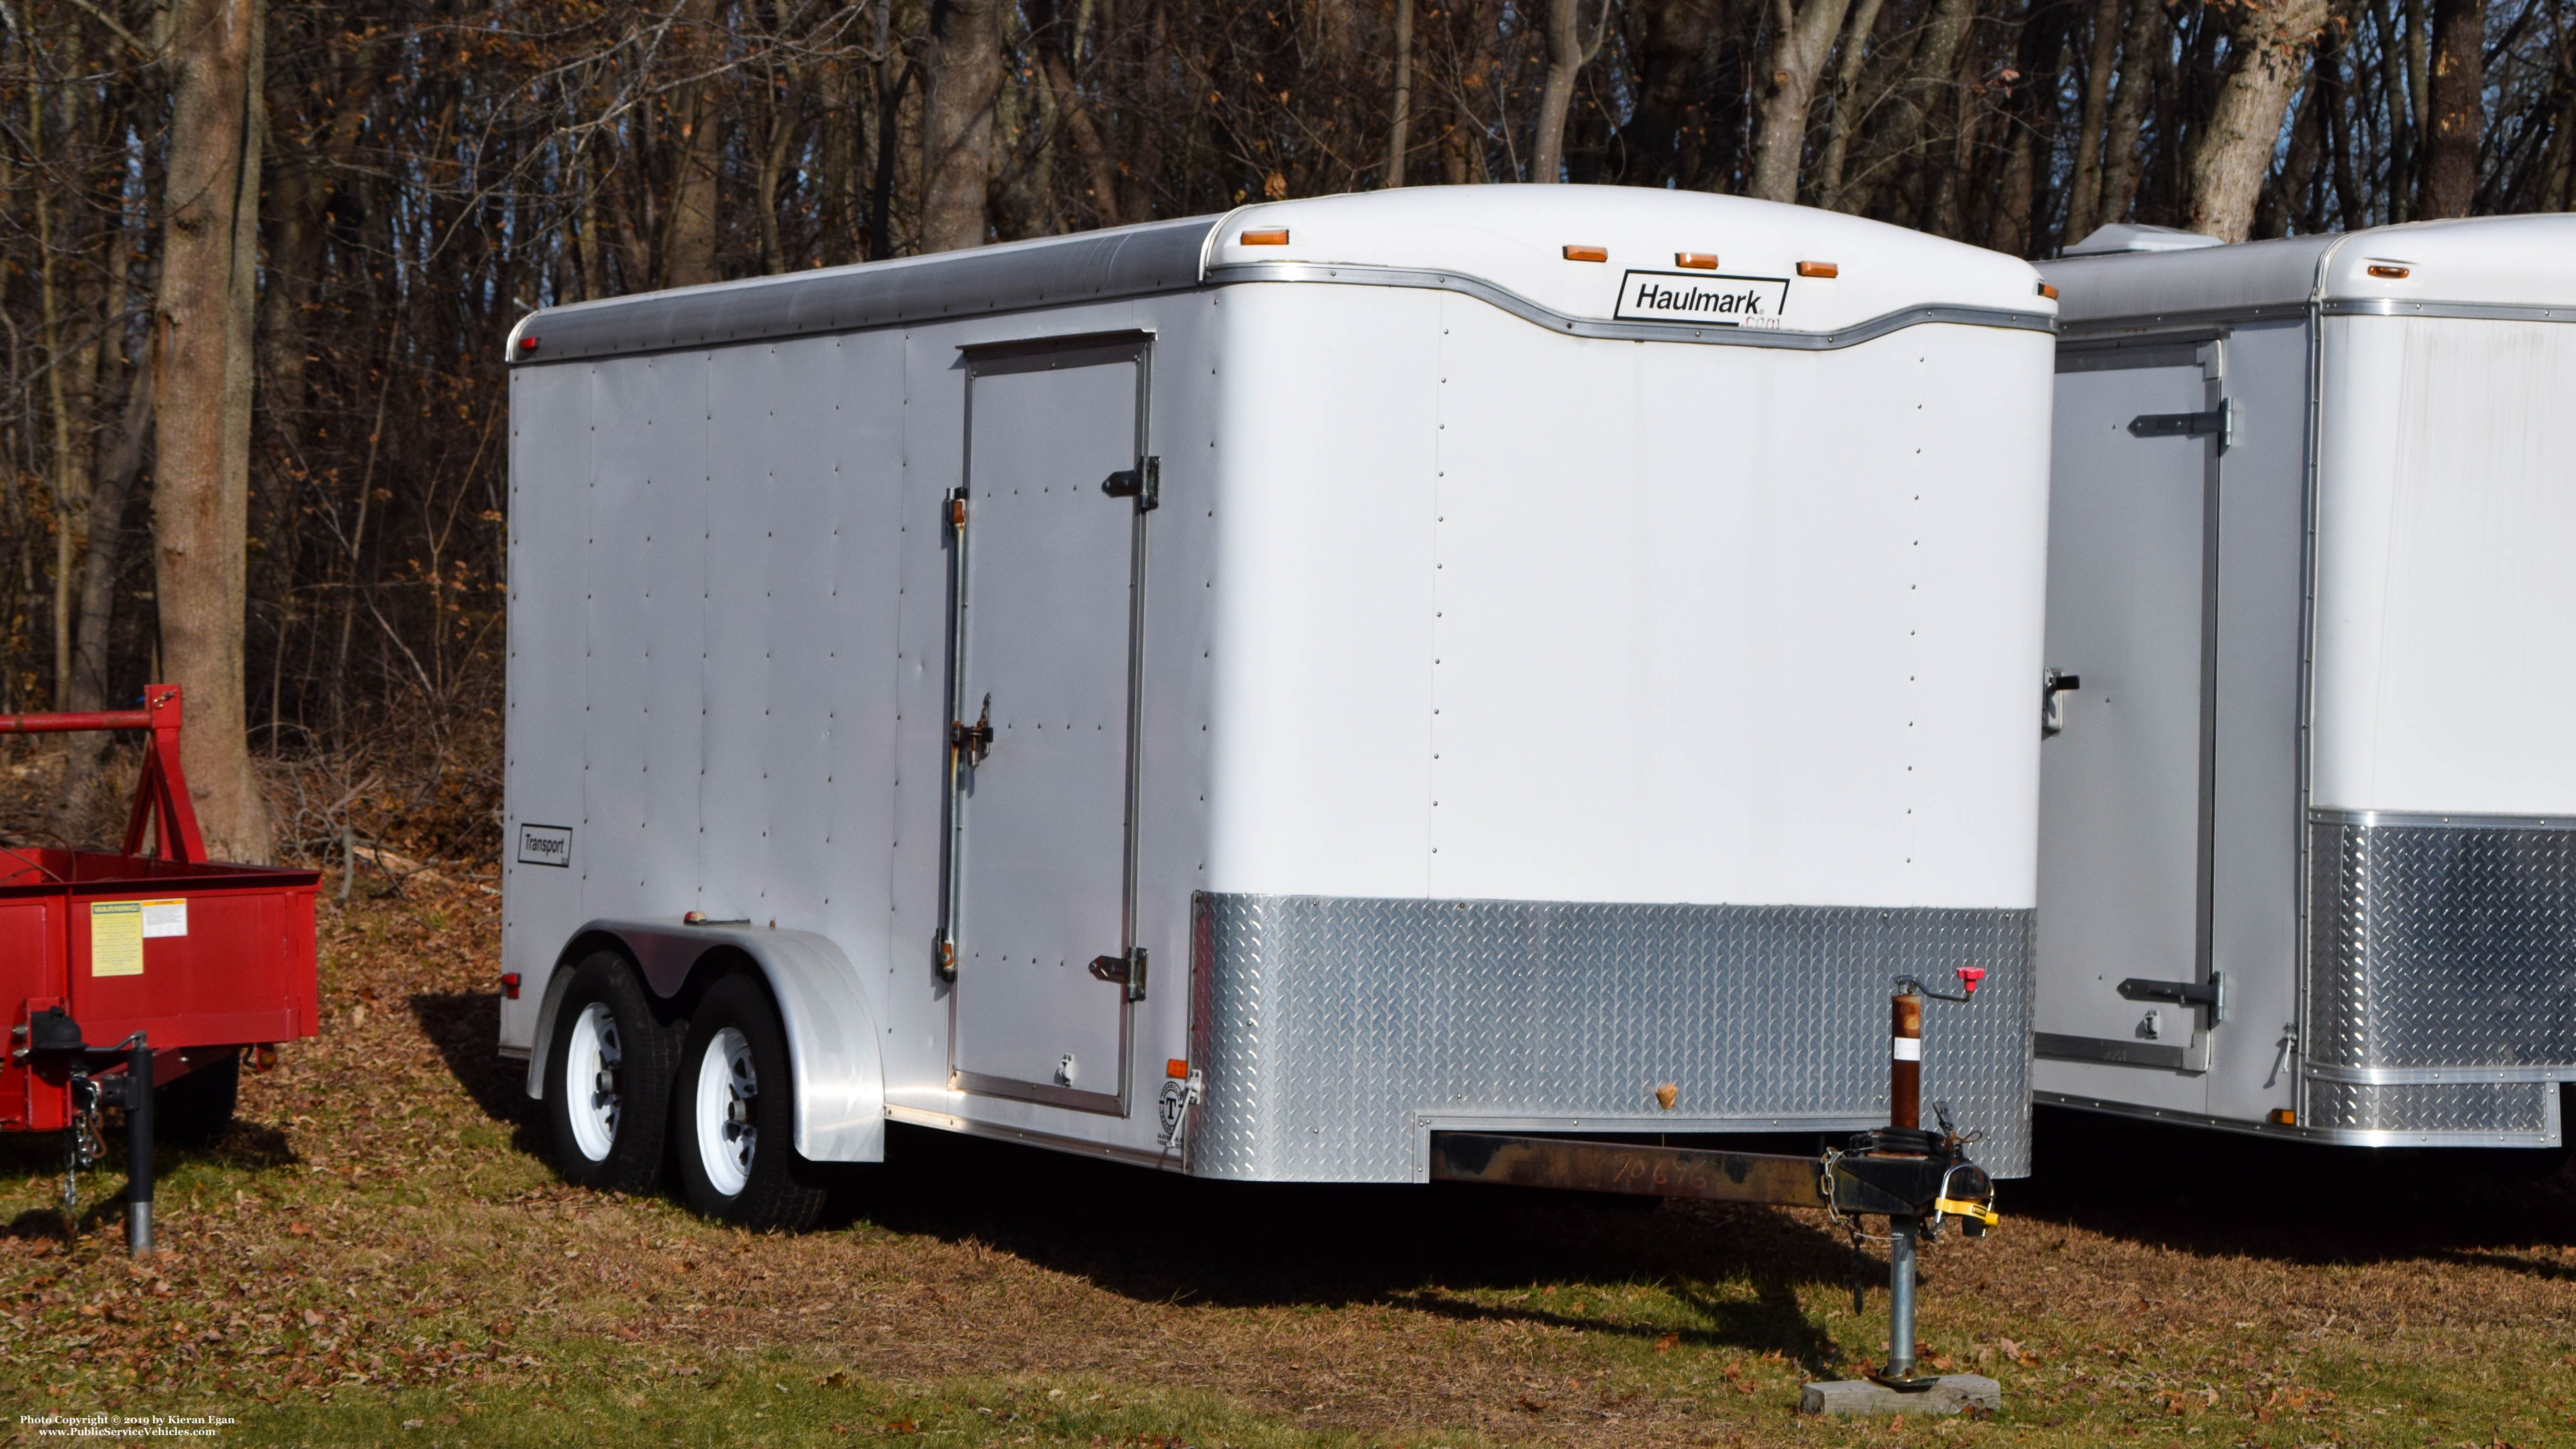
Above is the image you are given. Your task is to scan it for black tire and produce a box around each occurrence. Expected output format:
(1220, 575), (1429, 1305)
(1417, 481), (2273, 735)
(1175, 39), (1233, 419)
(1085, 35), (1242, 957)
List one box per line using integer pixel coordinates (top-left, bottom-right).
(543, 952), (678, 1195)
(673, 973), (826, 1232)
(155, 1049), (240, 1150)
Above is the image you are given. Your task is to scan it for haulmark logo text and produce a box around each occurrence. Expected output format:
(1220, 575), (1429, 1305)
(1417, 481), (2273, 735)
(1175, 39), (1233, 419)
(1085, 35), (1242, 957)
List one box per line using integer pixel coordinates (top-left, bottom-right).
(1614, 270), (1793, 325)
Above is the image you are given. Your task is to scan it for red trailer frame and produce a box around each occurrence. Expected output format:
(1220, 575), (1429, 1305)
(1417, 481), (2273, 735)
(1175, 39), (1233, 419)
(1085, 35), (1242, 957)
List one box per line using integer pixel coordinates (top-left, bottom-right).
(1, 685), (319, 1136)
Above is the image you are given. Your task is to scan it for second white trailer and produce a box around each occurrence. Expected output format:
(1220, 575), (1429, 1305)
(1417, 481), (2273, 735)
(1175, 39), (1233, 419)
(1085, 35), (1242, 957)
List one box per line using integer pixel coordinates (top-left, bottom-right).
(497, 186), (2059, 1226)
(2034, 213), (2576, 1147)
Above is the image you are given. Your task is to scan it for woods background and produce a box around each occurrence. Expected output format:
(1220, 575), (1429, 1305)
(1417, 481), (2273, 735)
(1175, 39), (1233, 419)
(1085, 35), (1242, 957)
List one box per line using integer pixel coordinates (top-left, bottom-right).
(0, 0), (2568, 866)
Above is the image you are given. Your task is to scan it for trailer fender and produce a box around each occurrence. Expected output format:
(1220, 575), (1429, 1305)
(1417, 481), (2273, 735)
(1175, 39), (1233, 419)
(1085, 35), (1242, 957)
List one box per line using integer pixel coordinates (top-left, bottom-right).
(525, 918), (885, 1163)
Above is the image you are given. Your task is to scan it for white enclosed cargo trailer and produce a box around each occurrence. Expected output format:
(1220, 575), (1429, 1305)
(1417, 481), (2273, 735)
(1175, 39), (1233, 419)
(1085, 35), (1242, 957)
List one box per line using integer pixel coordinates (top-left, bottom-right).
(2033, 213), (2576, 1148)
(498, 186), (2059, 1227)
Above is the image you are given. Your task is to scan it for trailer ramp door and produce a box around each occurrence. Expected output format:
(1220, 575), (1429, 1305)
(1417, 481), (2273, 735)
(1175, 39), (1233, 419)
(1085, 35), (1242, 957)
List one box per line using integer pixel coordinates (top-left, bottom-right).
(942, 333), (1153, 1115)
(2037, 341), (2224, 1075)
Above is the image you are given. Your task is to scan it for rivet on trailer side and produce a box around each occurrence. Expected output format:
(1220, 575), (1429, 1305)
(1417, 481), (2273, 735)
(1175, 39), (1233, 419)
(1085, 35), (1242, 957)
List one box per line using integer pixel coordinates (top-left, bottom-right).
(497, 187), (2059, 1277)
(2034, 213), (2576, 1147)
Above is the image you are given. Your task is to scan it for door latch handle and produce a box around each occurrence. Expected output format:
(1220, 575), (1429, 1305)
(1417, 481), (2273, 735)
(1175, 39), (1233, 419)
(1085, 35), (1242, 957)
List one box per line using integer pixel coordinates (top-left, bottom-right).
(2041, 668), (2080, 739)
(2127, 396), (2232, 451)
(951, 694), (993, 767)
(1089, 947), (1148, 1002)
(1100, 455), (1160, 511)
(2118, 972), (2223, 1025)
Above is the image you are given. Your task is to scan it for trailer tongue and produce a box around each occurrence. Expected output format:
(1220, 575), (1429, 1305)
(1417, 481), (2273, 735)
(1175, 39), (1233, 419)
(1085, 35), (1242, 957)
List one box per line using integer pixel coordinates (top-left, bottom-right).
(1, 685), (321, 1255)
(1427, 970), (2000, 1398)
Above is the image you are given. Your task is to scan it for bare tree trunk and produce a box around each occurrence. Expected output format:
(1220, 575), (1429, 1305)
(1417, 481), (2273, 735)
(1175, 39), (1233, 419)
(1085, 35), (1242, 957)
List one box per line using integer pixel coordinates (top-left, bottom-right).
(1851, 0), (1977, 209)
(2065, 0), (2124, 242)
(2095, 0), (2164, 228)
(1386, 0), (1415, 185)
(923, 0), (1003, 252)
(1531, 0), (1608, 182)
(1750, 0), (1857, 201)
(2419, 0), (2484, 215)
(665, 0), (722, 287)
(155, 0), (273, 862)
(2187, 0), (2329, 241)
(1811, 0), (1887, 208)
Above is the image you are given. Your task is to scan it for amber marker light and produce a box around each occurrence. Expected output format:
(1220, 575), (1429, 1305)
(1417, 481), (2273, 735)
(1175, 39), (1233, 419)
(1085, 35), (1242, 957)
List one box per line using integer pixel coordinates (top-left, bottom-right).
(2268, 1108), (2297, 1125)
(1796, 261), (1838, 278)
(1675, 252), (1718, 270)
(1562, 244), (1609, 263)
(1239, 228), (1290, 245)
(2037, 281), (2060, 300)
(1166, 1058), (1190, 1079)
(2368, 263), (2411, 279)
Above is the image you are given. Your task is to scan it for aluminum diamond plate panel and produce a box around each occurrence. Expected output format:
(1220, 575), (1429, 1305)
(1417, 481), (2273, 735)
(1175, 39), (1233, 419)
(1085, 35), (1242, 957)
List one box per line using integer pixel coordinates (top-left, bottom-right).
(2307, 816), (2576, 1071)
(2305, 1080), (2554, 1135)
(1186, 893), (2033, 1183)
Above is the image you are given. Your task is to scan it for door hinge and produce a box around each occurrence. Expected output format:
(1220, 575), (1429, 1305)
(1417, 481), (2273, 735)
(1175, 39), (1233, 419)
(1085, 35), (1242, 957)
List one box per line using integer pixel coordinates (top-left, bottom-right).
(2118, 971), (2223, 1024)
(2041, 668), (2081, 739)
(1101, 456), (1160, 512)
(2127, 397), (2232, 452)
(1088, 946), (1148, 1002)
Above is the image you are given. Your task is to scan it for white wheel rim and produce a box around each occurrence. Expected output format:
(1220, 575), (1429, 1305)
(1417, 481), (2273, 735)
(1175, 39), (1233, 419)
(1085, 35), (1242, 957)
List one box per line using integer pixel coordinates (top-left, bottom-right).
(695, 1026), (757, 1197)
(564, 1002), (621, 1162)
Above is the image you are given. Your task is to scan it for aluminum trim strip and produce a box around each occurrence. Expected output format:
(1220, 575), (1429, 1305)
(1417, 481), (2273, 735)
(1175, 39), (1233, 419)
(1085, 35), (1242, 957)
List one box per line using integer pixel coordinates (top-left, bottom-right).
(2318, 298), (2576, 323)
(884, 1102), (1185, 1170)
(2306, 1062), (2576, 1084)
(947, 1068), (1126, 1116)
(2057, 303), (2316, 338)
(2034, 1031), (2190, 1070)
(2038, 1090), (2559, 1148)
(2312, 808), (2576, 831)
(1204, 262), (2058, 348)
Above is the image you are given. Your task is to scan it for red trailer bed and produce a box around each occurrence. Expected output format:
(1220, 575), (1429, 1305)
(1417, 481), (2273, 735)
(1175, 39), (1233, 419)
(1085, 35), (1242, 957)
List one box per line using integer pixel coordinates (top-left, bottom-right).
(0, 686), (319, 1251)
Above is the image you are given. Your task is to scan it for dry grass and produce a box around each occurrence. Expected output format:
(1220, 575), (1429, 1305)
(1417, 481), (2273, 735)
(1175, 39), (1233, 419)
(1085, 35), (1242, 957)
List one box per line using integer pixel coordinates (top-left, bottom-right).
(4, 865), (2575, 1446)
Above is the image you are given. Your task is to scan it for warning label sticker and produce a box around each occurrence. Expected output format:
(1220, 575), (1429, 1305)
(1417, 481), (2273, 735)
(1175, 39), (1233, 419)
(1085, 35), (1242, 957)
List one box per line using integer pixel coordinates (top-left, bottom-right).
(142, 899), (188, 938)
(90, 901), (143, 977)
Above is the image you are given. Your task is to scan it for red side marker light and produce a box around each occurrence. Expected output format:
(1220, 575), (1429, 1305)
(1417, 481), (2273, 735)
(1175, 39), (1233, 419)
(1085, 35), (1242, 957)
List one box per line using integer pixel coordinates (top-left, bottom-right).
(1957, 967), (1985, 995)
(501, 972), (522, 1001)
(250, 1044), (280, 1073)
(517, 335), (539, 352)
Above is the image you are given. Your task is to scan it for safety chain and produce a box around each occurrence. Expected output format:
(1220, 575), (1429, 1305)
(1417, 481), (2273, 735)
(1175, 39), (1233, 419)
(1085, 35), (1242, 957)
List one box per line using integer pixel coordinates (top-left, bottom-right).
(61, 1074), (104, 1225)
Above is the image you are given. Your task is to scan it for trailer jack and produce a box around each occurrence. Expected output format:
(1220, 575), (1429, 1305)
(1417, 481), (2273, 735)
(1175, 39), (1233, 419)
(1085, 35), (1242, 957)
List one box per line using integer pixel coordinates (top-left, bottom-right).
(26, 1012), (155, 1256)
(1425, 970), (2003, 1415)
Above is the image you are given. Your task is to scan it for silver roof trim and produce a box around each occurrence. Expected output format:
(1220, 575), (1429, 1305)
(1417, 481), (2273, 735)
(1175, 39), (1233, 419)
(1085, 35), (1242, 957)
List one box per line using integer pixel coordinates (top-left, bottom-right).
(507, 216), (1224, 365)
(1207, 261), (2056, 347)
(2319, 297), (2576, 323)
(2057, 303), (2316, 338)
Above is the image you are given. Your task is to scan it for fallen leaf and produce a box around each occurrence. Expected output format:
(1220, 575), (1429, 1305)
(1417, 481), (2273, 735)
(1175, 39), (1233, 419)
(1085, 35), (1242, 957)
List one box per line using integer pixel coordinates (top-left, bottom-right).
(1515, 1397), (1550, 1413)
(1653, 1333), (1679, 1354)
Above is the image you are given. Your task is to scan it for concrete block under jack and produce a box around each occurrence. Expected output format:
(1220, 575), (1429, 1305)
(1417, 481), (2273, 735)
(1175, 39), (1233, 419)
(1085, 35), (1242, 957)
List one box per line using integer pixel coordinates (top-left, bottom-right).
(1799, 1375), (2001, 1416)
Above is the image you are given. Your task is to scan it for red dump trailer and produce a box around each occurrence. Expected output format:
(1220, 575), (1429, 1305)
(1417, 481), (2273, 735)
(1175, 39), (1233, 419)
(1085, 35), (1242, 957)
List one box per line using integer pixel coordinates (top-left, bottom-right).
(0, 685), (319, 1252)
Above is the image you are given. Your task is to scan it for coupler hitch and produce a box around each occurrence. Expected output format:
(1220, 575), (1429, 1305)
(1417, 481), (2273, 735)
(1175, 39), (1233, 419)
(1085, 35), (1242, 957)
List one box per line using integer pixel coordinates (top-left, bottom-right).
(1424, 968), (2002, 1410)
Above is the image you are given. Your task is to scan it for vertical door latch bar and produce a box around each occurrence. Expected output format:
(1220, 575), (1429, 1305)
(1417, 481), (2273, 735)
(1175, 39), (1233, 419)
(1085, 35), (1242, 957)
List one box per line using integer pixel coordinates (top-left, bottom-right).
(2126, 396), (2233, 452)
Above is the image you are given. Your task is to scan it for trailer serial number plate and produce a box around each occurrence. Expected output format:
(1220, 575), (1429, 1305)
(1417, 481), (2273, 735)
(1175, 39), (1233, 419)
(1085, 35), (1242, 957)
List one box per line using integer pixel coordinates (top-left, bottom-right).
(1615, 270), (1791, 326)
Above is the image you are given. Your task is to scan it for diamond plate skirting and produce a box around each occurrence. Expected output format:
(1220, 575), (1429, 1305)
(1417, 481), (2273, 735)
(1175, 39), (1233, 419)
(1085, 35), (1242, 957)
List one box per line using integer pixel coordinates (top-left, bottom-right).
(2304, 815), (2576, 1135)
(2304, 1080), (2554, 1136)
(1185, 893), (2035, 1183)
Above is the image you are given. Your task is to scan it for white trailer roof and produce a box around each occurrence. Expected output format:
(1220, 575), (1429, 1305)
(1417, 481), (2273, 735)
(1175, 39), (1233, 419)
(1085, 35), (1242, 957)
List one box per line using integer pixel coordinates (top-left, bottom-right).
(507, 186), (2052, 365)
(2041, 213), (2576, 327)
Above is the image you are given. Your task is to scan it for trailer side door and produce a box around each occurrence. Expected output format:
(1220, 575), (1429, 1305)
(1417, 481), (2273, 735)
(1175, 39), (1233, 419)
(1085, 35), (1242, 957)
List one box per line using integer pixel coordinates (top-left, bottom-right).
(939, 333), (1154, 1116)
(2036, 340), (2226, 1079)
